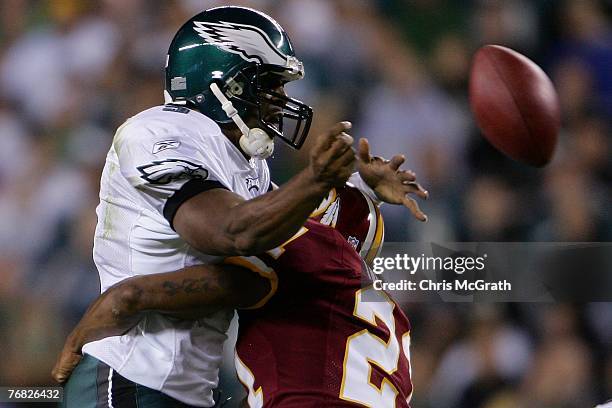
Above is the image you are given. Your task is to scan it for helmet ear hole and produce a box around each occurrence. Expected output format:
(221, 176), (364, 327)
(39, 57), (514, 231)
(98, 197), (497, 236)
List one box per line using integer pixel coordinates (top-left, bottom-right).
(224, 74), (248, 99)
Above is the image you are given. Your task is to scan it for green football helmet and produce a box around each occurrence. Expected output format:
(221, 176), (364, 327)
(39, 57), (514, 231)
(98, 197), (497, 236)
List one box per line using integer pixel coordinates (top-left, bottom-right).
(165, 6), (313, 159)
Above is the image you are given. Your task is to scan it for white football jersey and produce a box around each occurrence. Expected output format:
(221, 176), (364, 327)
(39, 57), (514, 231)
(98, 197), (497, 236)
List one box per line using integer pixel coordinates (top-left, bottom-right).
(82, 105), (270, 407)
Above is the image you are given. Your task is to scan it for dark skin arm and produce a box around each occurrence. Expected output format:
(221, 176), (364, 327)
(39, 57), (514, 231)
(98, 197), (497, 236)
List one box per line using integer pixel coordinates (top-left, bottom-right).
(51, 262), (269, 383)
(173, 121), (356, 256)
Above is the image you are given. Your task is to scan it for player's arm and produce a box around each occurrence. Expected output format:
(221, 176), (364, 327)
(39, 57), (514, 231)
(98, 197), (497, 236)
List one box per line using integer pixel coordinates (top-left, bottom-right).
(173, 122), (355, 256)
(52, 261), (270, 383)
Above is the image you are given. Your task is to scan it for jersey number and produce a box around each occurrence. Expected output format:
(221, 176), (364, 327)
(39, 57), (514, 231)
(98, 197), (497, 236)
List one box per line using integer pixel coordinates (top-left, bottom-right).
(340, 287), (411, 407)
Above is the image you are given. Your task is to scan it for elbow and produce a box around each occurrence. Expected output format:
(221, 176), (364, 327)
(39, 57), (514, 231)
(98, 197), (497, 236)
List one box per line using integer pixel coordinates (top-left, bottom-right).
(232, 233), (260, 256)
(226, 212), (261, 255)
(225, 209), (260, 255)
(111, 283), (143, 320)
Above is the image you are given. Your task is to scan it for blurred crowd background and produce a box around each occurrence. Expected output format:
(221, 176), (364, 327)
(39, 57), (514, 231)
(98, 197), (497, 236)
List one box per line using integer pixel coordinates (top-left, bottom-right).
(0, 0), (610, 407)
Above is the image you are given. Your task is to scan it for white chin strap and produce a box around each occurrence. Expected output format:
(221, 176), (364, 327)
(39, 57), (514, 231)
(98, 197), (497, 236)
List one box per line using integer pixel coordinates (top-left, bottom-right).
(209, 83), (274, 160)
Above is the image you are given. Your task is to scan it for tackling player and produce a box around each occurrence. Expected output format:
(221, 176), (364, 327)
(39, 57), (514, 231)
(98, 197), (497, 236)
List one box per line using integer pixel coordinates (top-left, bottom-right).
(232, 184), (413, 407)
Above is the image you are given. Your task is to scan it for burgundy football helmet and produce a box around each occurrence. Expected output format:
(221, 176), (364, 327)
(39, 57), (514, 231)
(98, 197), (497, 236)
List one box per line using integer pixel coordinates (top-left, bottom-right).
(310, 185), (384, 266)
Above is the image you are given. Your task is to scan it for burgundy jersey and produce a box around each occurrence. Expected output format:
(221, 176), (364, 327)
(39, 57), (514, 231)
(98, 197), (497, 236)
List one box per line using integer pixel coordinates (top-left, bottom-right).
(228, 186), (412, 407)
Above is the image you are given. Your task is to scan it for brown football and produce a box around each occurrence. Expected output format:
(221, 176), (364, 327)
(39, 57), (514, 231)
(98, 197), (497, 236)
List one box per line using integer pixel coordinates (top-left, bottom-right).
(469, 45), (560, 167)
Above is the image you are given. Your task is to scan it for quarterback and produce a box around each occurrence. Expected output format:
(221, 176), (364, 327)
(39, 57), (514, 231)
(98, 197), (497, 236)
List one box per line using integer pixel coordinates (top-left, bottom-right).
(52, 6), (427, 408)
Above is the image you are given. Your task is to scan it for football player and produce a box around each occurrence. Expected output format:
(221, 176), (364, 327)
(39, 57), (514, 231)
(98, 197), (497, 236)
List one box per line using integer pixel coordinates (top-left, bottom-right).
(54, 182), (416, 408)
(231, 183), (414, 407)
(53, 137), (424, 407)
(53, 6), (427, 407)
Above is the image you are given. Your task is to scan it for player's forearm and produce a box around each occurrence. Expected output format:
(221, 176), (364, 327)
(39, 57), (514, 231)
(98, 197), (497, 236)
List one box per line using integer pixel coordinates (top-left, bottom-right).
(174, 168), (330, 256)
(175, 122), (355, 256)
(116, 263), (269, 316)
(67, 263), (269, 351)
(225, 167), (329, 254)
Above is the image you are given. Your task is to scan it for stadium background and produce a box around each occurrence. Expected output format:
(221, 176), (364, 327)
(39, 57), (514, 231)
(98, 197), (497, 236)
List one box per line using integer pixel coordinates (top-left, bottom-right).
(0, 0), (610, 407)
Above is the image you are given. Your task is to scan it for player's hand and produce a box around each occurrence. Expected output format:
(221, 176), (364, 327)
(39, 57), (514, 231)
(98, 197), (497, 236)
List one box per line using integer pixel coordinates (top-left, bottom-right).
(308, 121), (356, 189)
(51, 334), (82, 383)
(357, 138), (429, 222)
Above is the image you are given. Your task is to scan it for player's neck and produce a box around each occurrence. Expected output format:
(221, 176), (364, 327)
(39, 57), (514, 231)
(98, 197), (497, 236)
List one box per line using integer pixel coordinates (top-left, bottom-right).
(220, 124), (250, 160)
(187, 106), (249, 159)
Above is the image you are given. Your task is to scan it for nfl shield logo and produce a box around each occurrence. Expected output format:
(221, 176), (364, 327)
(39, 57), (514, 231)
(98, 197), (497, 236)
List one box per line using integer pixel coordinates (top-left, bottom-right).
(347, 236), (360, 250)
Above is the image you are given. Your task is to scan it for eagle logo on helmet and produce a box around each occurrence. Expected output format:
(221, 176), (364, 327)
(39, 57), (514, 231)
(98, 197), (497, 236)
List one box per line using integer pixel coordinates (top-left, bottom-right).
(193, 20), (290, 66)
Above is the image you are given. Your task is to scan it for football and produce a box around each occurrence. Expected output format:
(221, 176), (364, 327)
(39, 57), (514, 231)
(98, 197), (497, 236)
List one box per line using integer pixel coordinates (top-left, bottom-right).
(469, 45), (560, 167)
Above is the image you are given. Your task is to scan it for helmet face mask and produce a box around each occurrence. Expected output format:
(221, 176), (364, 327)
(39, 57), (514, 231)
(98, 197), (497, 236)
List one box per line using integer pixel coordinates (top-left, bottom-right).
(165, 6), (313, 153)
(228, 65), (313, 150)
